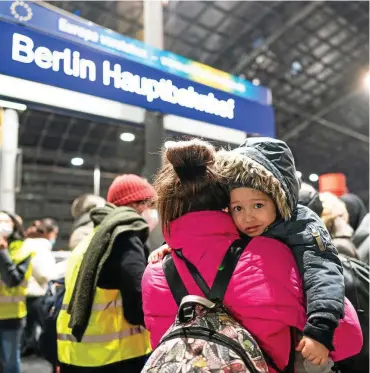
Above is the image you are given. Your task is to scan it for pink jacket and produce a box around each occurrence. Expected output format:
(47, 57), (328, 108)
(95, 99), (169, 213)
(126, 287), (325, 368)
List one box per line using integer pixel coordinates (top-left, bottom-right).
(142, 211), (362, 371)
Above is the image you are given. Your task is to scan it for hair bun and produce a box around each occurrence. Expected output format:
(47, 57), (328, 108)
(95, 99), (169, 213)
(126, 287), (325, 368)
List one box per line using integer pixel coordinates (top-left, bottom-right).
(165, 139), (215, 181)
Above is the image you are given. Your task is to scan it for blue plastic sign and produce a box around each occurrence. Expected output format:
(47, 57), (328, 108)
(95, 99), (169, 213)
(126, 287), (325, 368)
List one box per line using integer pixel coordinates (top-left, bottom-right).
(0, 2), (275, 137)
(0, 1), (271, 106)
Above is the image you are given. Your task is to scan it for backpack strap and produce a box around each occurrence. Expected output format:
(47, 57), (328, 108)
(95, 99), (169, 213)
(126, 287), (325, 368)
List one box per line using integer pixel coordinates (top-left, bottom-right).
(171, 238), (252, 302)
(173, 249), (211, 297)
(163, 254), (189, 306)
(208, 238), (251, 302)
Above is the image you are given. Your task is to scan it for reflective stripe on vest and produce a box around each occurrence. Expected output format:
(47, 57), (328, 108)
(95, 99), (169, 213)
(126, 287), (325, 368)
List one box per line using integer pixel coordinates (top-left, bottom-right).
(60, 298), (123, 312)
(57, 326), (145, 343)
(0, 295), (26, 303)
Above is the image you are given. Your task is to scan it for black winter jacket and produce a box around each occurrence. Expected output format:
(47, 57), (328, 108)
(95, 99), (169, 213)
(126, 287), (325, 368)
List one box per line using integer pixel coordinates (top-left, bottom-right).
(235, 138), (344, 350)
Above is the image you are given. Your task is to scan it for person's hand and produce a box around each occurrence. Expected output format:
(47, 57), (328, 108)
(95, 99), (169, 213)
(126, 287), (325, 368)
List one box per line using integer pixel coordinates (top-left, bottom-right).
(148, 244), (172, 264)
(0, 236), (8, 250)
(296, 336), (329, 365)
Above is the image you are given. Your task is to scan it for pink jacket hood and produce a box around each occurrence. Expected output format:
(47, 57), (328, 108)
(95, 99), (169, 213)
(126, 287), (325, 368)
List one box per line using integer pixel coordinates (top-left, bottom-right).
(142, 211), (362, 370)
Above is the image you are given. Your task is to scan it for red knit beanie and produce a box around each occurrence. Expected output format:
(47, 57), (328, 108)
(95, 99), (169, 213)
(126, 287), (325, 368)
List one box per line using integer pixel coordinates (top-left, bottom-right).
(107, 174), (156, 207)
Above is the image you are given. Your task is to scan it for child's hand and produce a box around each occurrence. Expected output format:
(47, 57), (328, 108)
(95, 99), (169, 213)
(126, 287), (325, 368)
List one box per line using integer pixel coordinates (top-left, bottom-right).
(148, 244), (172, 264)
(296, 336), (329, 365)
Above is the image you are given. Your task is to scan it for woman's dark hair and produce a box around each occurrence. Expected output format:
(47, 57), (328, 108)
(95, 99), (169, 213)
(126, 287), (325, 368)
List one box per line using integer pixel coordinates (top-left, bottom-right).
(71, 194), (105, 218)
(26, 218), (59, 238)
(40, 218), (59, 233)
(154, 139), (229, 231)
(0, 210), (25, 242)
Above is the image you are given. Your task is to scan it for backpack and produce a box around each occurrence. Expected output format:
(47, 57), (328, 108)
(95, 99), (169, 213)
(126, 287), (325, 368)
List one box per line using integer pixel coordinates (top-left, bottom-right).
(334, 255), (369, 373)
(38, 278), (65, 365)
(142, 239), (295, 373)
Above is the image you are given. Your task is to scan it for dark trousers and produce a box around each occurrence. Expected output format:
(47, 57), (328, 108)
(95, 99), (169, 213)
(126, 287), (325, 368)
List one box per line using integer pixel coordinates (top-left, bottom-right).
(0, 328), (23, 373)
(22, 297), (43, 356)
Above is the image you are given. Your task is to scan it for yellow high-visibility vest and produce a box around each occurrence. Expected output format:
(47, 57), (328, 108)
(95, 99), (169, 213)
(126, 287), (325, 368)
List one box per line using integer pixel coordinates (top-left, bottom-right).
(0, 240), (32, 320)
(57, 231), (151, 367)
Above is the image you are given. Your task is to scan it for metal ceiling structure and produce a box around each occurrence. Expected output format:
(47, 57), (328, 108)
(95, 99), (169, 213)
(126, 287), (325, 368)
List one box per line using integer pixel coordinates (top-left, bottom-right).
(16, 1), (369, 248)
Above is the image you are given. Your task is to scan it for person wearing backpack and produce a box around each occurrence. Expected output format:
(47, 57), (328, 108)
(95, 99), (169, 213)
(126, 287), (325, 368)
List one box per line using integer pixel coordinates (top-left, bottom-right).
(57, 174), (156, 373)
(142, 139), (362, 373)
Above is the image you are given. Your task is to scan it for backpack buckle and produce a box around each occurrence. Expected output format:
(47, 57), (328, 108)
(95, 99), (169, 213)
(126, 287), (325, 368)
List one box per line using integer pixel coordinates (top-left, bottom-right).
(180, 305), (195, 322)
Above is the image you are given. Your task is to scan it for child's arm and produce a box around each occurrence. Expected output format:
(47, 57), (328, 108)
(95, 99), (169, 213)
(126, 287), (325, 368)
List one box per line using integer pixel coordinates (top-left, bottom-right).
(148, 244), (172, 263)
(264, 204), (344, 351)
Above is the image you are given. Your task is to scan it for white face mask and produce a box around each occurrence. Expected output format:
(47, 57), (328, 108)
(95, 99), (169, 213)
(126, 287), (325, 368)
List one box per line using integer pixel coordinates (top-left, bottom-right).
(141, 209), (159, 232)
(0, 223), (13, 238)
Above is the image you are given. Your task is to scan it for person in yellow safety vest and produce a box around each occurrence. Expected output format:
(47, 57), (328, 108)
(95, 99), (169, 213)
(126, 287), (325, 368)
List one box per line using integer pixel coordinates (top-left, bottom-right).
(0, 211), (33, 373)
(57, 174), (159, 373)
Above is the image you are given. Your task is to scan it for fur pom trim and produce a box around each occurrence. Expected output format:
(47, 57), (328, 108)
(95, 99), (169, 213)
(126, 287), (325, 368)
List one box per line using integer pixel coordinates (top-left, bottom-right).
(215, 151), (292, 220)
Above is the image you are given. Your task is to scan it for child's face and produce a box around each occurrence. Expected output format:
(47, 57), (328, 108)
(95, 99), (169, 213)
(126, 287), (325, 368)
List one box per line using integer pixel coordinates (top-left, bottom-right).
(230, 188), (277, 237)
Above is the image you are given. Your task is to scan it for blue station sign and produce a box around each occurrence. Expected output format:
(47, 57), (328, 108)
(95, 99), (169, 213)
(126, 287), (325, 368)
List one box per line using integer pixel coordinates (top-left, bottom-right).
(0, 1), (275, 136)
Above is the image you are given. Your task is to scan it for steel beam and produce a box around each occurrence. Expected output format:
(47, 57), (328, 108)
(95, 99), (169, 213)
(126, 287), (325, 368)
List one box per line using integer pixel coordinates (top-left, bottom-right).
(233, 1), (322, 74)
(279, 91), (369, 144)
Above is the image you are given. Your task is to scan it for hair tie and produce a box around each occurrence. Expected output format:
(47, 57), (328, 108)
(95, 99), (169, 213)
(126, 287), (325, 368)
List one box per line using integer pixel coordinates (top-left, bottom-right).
(174, 165), (206, 181)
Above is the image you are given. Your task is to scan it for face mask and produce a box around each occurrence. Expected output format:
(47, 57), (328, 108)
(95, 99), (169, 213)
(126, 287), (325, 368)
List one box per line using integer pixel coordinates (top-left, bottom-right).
(0, 223), (13, 238)
(141, 209), (159, 232)
(49, 238), (56, 247)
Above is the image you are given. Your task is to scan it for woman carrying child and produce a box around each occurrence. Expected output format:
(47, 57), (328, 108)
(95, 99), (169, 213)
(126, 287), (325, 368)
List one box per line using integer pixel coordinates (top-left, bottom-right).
(143, 138), (362, 373)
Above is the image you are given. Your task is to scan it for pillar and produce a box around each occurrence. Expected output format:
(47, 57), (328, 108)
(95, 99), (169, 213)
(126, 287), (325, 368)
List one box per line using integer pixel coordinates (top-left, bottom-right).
(142, 1), (165, 249)
(142, 0), (165, 183)
(0, 109), (19, 213)
(94, 164), (101, 196)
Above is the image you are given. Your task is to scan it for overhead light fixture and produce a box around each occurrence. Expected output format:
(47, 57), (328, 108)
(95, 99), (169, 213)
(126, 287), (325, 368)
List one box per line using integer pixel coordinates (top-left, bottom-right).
(291, 60), (303, 75)
(120, 132), (135, 142)
(309, 173), (319, 182)
(256, 55), (264, 64)
(296, 171), (302, 179)
(252, 78), (260, 86)
(71, 157), (84, 166)
(0, 99), (27, 111)
(363, 72), (370, 89)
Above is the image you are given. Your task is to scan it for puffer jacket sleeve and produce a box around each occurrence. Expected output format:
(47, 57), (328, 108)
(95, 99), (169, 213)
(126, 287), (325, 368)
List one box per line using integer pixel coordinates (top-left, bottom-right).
(264, 204), (345, 350)
(142, 262), (178, 348)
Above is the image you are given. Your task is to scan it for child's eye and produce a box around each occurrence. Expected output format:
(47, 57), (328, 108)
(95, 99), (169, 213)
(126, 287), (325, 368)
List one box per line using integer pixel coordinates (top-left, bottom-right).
(254, 203), (264, 209)
(232, 206), (242, 212)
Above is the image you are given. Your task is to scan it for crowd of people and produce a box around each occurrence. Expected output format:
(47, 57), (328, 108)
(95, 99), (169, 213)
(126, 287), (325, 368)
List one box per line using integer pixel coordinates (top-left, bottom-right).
(0, 136), (368, 373)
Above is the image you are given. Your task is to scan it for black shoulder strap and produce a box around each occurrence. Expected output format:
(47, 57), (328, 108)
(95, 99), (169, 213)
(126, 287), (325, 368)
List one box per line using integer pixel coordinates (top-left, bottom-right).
(173, 249), (210, 297)
(209, 238), (251, 302)
(162, 254), (188, 306)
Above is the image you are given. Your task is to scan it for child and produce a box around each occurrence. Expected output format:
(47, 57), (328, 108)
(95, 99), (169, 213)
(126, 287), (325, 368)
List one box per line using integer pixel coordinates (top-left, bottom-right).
(149, 137), (346, 371)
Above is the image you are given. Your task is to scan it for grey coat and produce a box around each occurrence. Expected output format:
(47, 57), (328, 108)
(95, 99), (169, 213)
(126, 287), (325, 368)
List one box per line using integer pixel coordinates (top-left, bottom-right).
(234, 138), (344, 350)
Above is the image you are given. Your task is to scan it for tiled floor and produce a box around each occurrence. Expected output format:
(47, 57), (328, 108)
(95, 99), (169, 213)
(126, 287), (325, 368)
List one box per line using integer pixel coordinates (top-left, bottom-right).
(22, 356), (52, 373)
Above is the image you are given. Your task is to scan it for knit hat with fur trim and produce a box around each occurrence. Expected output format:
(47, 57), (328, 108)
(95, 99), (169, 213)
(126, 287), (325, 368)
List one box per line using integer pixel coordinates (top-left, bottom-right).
(215, 150), (291, 220)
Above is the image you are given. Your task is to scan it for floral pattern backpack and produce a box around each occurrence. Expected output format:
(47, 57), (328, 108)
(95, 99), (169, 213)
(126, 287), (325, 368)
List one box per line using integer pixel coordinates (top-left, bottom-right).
(142, 239), (295, 373)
